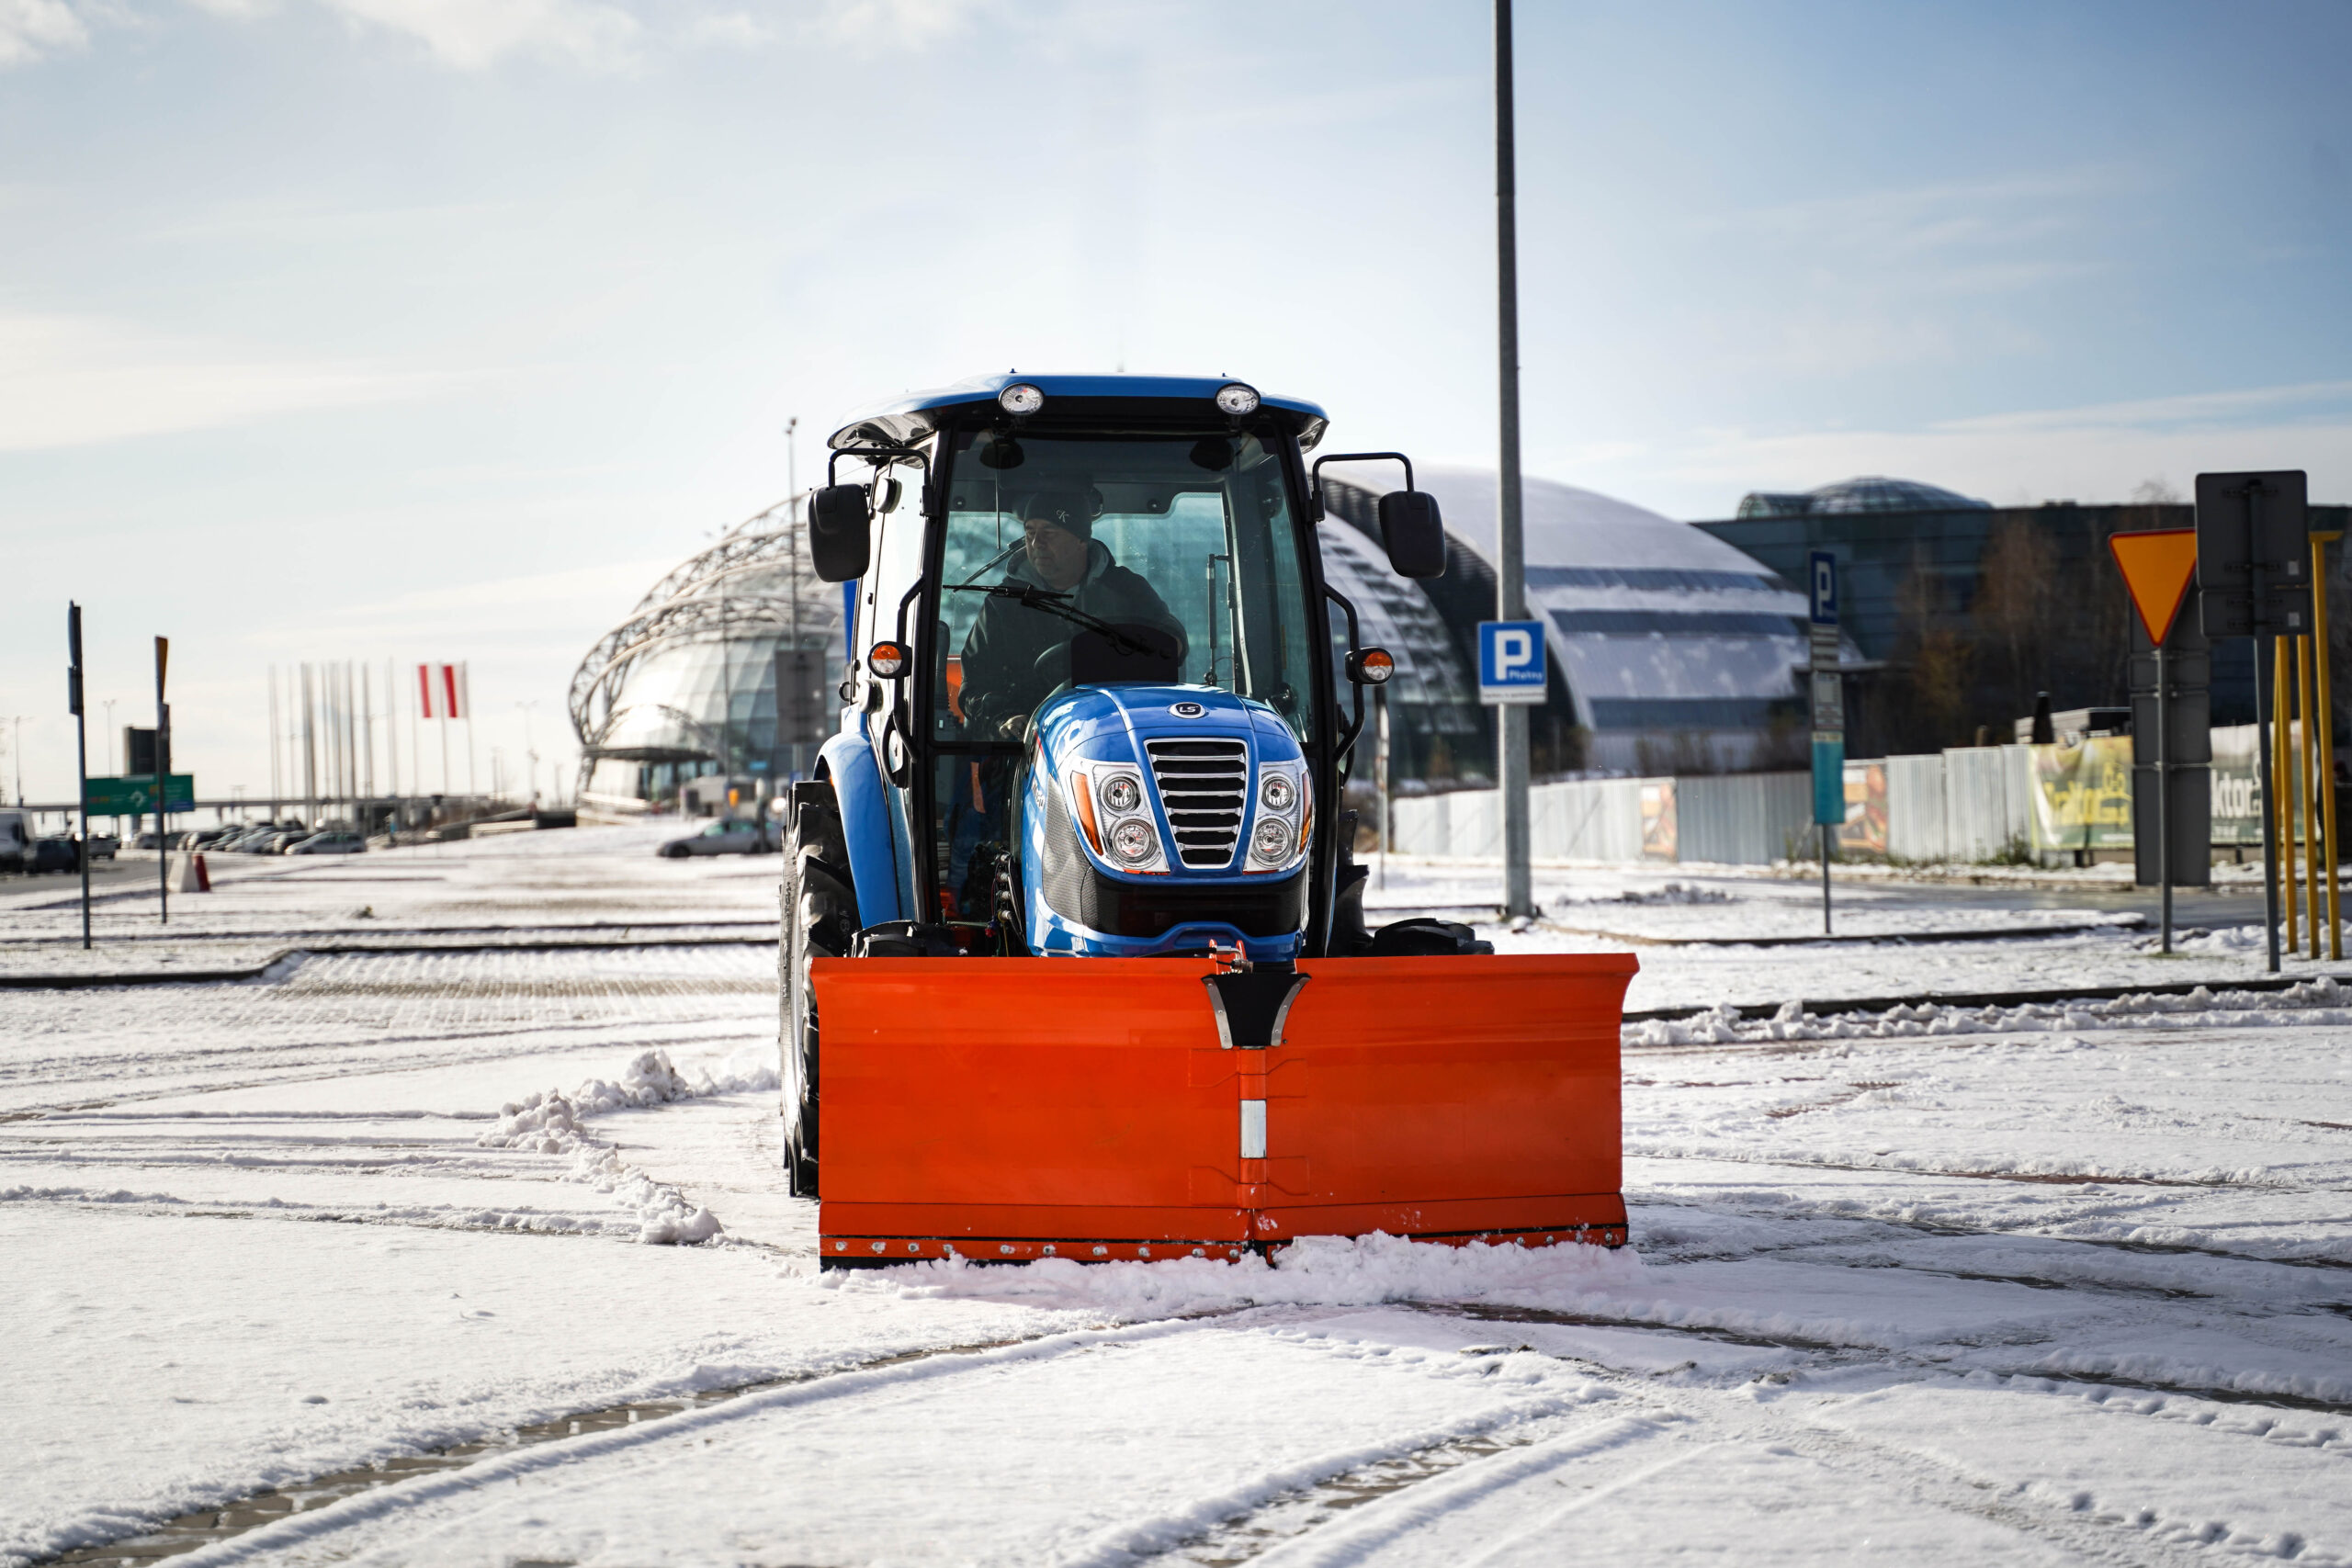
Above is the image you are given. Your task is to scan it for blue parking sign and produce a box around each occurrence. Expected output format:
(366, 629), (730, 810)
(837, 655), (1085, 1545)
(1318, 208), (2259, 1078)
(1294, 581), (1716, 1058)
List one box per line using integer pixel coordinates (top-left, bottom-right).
(1477, 619), (1547, 705)
(1808, 550), (1838, 626)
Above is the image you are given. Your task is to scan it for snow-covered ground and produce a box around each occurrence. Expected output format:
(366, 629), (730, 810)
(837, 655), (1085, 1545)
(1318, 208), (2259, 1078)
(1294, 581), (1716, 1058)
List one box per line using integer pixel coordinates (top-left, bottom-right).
(4, 827), (2348, 1566)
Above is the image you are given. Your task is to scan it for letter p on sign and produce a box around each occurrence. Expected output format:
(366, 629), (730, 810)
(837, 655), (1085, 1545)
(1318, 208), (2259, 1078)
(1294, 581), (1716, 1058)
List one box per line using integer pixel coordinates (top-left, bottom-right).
(1478, 619), (1547, 705)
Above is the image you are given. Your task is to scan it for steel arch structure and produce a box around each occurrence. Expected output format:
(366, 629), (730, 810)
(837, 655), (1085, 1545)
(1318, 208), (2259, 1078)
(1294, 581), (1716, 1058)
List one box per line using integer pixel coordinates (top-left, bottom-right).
(569, 495), (841, 795)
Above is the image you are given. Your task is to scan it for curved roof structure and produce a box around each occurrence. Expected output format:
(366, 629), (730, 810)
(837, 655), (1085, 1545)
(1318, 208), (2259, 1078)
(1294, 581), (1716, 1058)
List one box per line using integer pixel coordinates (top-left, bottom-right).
(569, 496), (842, 794)
(1327, 468), (1824, 772)
(1737, 476), (1990, 517)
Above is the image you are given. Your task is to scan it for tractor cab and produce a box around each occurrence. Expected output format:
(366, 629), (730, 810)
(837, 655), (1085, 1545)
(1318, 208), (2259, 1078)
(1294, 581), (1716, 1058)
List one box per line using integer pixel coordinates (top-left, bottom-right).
(806, 374), (1442, 961)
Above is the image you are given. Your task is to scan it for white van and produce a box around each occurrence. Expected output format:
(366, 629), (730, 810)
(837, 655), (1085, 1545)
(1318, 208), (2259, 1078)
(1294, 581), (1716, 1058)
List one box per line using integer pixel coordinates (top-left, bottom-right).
(0, 810), (29, 874)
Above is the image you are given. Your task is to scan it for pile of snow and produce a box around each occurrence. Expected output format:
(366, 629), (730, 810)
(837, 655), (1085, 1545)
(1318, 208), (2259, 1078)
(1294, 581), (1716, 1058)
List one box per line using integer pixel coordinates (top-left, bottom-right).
(1564, 882), (1734, 908)
(819, 1231), (1645, 1319)
(1630, 976), (2352, 1047)
(476, 1048), (779, 1246)
(2151, 924), (2279, 954)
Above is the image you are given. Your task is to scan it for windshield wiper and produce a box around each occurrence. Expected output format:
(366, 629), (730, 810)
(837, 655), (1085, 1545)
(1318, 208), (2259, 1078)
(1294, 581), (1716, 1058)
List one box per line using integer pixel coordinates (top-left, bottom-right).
(944, 582), (1152, 655)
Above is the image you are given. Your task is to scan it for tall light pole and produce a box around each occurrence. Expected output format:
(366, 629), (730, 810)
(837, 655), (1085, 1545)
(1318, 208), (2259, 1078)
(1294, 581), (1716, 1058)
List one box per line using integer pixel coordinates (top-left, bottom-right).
(9, 716), (23, 807)
(1494, 0), (1532, 921)
(102, 699), (117, 774)
(516, 699), (539, 806)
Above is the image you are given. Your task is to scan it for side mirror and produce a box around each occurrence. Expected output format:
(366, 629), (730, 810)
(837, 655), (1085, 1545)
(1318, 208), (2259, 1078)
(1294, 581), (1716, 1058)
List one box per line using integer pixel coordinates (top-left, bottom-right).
(809, 484), (873, 581)
(1377, 490), (1445, 579)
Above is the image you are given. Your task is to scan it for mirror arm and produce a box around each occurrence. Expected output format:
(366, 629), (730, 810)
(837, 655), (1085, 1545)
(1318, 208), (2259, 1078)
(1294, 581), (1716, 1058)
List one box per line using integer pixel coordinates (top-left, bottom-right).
(1324, 584), (1367, 756)
(826, 446), (931, 487)
(1308, 450), (1418, 515)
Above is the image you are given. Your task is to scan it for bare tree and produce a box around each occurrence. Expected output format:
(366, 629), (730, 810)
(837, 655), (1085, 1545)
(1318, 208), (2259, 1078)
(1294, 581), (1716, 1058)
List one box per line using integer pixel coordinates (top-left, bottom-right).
(1975, 516), (2064, 718)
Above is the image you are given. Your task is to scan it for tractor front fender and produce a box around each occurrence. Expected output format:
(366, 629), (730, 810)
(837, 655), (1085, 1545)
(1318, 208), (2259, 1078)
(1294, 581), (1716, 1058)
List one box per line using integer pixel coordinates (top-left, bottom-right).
(819, 716), (910, 930)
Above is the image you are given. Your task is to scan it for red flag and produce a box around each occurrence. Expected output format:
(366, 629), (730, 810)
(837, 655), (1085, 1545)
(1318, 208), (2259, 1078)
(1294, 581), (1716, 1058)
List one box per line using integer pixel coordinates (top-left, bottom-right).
(417, 662), (437, 719)
(443, 663), (465, 720)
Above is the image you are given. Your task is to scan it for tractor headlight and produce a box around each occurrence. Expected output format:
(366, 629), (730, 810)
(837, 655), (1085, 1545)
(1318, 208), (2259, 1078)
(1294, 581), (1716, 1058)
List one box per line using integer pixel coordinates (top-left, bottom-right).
(1250, 818), (1293, 862)
(1260, 773), (1295, 812)
(1111, 818), (1158, 863)
(1214, 382), (1260, 416)
(1101, 773), (1142, 814)
(999, 382), (1045, 415)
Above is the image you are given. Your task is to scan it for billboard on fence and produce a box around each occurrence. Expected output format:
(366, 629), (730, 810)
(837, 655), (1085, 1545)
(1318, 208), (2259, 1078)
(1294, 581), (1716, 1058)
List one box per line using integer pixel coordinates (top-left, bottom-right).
(1837, 761), (1887, 856)
(1639, 781), (1677, 861)
(2029, 736), (2134, 852)
(2211, 722), (2305, 846)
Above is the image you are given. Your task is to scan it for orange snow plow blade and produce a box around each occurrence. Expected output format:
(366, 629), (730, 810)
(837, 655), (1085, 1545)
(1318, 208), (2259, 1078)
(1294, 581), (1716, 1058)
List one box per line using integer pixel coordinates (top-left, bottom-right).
(813, 953), (1636, 1264)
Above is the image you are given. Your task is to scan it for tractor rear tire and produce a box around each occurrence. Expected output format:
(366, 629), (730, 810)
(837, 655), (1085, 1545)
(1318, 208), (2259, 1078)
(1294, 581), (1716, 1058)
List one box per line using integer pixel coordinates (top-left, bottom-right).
(782, 787), (853, 1198)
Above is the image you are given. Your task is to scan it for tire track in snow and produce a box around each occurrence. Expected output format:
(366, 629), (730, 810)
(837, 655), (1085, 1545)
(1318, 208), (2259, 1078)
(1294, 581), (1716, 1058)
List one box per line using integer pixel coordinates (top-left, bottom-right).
(127, 1317), (1221, 1568)
(1208, 1358), (2225, 1568)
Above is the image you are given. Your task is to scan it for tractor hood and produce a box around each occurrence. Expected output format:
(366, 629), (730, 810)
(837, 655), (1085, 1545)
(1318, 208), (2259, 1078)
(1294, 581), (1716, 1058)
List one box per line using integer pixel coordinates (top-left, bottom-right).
(1028, 684), (1311, 886)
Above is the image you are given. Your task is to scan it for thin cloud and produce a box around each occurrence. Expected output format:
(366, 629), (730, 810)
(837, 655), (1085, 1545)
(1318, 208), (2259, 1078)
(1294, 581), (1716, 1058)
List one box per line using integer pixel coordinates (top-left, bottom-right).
(0, 0), (88, 65)
(0, 312), (469, 451)
(318, 0), (640, 70)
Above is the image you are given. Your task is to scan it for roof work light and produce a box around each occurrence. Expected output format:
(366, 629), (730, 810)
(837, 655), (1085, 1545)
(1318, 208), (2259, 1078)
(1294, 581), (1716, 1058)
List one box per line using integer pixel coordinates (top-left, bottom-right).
(1214, 383), (1260, 416)
(999, 383), (1045, 416)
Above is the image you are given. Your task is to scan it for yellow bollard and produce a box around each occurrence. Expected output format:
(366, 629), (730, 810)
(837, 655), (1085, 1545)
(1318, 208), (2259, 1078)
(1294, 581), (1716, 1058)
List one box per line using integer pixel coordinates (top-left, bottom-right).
(2301, 632), (2321, 958)
(2277, 636), (2297, 953)
(2318, 534), (2342, 962)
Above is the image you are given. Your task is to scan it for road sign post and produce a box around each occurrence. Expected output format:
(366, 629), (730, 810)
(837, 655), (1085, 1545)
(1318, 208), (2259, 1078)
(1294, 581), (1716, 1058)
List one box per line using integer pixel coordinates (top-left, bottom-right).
(1807, 551), (1842, 935)
(154, 637), (170, 925)
(68, 603), (90, 950)
(2197, 472), (2311, 973)
(2110, 527), (2204, 954)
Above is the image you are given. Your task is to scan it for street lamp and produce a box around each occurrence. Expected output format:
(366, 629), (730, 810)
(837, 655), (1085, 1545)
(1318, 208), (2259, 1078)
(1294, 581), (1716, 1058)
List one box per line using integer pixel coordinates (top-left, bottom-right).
(9, 716), (22, 807)
(516, 699), (539, 807)
(102, 699), (117, 774)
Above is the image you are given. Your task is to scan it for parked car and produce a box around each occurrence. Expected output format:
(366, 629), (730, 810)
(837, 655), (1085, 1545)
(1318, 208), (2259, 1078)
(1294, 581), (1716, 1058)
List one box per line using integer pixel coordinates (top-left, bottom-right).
(287, 830), (367, 855)
(85, 834), (118, 860)
(0, 809), (29, 873)
(30, 836), (81, 873)
(659, 818), (777, 858)
(222, 823), (296, 852)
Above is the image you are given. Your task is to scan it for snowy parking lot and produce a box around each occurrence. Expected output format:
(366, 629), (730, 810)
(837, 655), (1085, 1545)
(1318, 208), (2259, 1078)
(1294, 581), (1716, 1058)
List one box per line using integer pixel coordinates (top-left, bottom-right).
(5, 827), (2349, 1566)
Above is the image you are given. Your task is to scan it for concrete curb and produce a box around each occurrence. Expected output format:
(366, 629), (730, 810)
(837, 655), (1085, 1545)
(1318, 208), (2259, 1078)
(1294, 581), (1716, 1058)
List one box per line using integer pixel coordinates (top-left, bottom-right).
(0, 934), (781, 990)
(1623, 970), (2352, 1024)
(1544, 916), (2147, 948)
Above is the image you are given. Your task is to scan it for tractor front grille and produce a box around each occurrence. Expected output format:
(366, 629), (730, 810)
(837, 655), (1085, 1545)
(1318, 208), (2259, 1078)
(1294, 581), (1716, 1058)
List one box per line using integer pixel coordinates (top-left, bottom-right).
(1145, 738), (1249, 867)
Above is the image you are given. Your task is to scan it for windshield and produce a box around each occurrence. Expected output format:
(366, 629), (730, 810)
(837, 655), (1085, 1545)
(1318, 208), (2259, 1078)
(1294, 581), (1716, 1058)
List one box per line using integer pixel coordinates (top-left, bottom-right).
(934, 430), (1318, 747)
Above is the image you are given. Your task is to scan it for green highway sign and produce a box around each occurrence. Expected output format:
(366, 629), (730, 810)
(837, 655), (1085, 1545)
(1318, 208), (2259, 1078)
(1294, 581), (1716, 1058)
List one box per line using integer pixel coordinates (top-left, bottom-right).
(85, 774), (195, 814)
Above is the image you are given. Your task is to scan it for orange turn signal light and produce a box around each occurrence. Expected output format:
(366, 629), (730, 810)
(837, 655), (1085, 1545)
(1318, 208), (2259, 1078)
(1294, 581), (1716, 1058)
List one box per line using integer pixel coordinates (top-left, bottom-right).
(867, 640), (909, 679)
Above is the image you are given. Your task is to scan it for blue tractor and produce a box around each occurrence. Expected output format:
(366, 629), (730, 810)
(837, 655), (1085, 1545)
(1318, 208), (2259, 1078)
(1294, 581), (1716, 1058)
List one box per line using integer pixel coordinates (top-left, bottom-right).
(781, 373), (1493, 1199)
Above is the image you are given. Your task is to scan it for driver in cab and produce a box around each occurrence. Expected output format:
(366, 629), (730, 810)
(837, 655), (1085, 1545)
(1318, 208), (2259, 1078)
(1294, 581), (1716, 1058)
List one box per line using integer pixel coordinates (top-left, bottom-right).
(958, 487), (1186, 739)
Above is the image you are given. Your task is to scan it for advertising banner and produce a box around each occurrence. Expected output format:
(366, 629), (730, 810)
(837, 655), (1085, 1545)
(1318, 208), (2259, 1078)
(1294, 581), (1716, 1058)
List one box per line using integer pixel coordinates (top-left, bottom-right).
(2211, 722), (2305, 846)
(1836, 761), (1887, 856)
(1638, 780), (1678, 861)
(2028, 736), (2134, 852)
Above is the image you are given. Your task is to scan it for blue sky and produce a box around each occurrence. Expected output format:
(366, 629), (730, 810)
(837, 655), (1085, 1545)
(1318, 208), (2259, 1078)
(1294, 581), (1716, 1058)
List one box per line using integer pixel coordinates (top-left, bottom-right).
(2, 0), (2347, 802)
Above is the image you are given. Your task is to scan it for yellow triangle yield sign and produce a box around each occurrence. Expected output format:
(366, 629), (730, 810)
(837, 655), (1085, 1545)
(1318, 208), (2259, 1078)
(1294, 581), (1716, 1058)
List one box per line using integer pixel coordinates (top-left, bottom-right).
(2108, 528), (2199, 646)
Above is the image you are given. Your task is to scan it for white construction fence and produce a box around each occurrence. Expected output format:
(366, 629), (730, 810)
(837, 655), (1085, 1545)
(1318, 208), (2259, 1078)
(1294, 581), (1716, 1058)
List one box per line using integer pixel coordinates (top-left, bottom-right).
(1385, 725), (2275, 866)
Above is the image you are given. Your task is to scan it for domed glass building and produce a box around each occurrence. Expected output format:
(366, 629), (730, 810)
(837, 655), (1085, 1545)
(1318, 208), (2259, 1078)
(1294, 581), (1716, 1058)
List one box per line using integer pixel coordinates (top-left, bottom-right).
(570, 498), (845, 811)
(1736, 476), (1990, 517)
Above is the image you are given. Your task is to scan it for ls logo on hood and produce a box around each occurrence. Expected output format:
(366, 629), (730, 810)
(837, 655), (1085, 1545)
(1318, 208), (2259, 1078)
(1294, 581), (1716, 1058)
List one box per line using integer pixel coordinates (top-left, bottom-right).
(1169, 701), (1206, 717)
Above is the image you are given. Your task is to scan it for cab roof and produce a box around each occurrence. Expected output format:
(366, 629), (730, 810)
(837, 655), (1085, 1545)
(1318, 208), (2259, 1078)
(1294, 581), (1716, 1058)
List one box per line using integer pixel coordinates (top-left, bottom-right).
(825, 373), (1329, 453)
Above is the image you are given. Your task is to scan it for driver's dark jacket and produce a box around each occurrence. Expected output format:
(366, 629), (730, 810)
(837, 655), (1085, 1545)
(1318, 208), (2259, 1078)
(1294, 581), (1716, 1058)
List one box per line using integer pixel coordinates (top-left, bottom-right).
(959, 540), (1186, 736)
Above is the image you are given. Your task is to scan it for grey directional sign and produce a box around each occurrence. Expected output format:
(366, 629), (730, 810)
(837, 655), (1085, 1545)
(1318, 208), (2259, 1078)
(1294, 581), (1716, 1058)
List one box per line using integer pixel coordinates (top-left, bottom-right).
(2197, 469), (2312, 637)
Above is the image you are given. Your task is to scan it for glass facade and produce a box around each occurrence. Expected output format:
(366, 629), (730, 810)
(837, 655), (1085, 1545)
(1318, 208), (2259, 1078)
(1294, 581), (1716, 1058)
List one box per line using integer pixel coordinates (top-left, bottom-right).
(1328, 468), (1816, 776)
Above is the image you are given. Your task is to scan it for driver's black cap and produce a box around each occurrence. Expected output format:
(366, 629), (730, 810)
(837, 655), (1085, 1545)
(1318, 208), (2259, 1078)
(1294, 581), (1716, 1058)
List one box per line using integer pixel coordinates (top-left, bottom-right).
(1023, 488), (1095, 540)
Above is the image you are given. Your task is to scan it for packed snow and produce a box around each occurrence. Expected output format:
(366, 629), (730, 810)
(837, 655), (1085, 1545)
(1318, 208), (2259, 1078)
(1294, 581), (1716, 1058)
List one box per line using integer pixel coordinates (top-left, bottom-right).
(3, 825), (2347, 1566)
